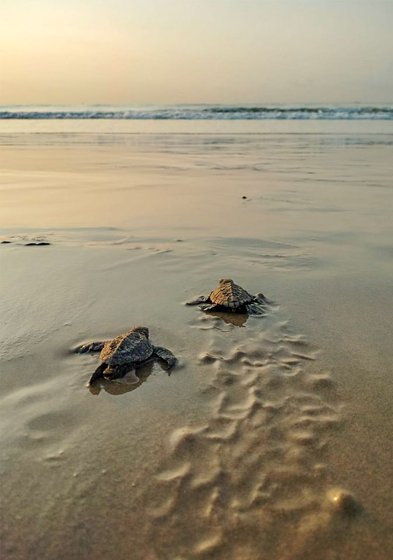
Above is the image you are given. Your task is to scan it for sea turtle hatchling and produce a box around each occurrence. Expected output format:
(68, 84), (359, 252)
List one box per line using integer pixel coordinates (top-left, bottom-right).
(186, 278), (267, 315)
(75, 326), (176, 385)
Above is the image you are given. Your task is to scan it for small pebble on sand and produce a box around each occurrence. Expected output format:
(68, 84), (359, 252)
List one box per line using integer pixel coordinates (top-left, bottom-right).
(328, 488), (361, 516)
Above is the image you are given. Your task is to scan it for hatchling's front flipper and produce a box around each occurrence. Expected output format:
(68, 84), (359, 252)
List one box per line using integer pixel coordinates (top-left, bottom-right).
(153, 346), (177, 368)
(186, 295), (210, 306)
(255, 292), (267, 304)
(74, 341), (106, 354)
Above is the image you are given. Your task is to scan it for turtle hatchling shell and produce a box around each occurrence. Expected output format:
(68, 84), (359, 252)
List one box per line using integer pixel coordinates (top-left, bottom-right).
(209, 279), (254, 309)
(100, 329), (154, 366)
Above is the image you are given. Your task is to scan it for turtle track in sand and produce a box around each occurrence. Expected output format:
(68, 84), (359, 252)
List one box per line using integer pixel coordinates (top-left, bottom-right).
(147, 311), (344, 560)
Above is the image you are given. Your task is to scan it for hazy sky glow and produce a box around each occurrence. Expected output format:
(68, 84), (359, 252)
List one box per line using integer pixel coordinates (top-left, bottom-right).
(1, 0), (392, 104)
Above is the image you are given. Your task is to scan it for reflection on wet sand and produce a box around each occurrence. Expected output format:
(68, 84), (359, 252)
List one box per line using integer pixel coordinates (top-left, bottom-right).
(88, 361), (172, 396)
(203, 310), (249, 328)
(192, 304), (271, 330)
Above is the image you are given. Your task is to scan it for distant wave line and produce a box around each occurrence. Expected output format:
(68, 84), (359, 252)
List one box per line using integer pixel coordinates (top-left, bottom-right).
(1, 106), (393, 120)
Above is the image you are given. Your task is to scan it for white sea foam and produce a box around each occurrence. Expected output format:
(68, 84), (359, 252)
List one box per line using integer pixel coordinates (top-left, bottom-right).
(0, 104), (393, 120)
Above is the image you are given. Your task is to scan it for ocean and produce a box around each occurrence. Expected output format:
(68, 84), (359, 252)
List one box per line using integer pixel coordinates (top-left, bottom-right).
(1, 103), (393, 120)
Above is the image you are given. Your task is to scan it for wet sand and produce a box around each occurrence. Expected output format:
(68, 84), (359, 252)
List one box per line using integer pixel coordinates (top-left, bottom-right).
(1, 120), (393, 559)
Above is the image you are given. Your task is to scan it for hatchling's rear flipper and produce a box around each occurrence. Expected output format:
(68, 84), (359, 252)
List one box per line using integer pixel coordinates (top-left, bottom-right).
(245, 303), (259, 315)
(88, 362), (107, 385)
(75, 341), (106, 354)
(186, 295), (210, 306)
(154, 346), (177, 368)
(246, 302), (266, 316)
(199, 303), (221, 312)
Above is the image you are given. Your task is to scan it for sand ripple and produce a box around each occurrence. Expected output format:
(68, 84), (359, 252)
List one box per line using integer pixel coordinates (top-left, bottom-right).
(147, 312), (344, 559)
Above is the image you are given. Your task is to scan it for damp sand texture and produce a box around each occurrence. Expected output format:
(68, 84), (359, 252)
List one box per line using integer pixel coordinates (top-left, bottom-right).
(1, 120), (393, 560)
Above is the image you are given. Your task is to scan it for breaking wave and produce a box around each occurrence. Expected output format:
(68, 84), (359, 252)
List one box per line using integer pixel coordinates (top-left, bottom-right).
(1, 105), (393, 120)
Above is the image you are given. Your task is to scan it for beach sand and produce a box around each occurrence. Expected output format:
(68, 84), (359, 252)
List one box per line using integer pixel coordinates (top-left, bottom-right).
(1, 120), (393, 559)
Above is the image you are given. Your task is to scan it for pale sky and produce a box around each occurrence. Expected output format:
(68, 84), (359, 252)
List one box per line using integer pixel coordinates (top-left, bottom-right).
(0, 0), (392, 105)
